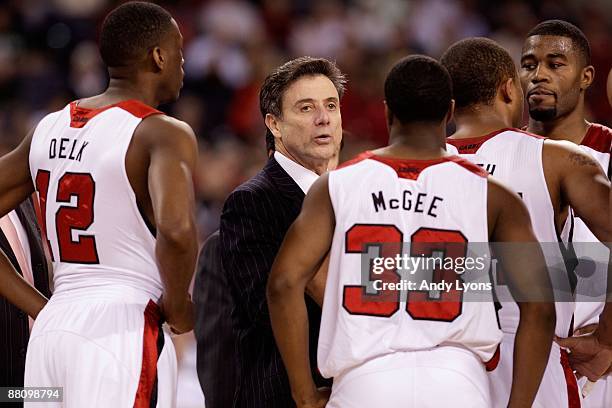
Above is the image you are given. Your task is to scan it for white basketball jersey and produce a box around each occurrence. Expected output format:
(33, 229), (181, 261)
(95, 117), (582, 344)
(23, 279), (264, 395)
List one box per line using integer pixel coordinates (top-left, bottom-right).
(29, 100), (163, 300)
(319, 152), (502, 379)
(571, 124), (611, 328)
(448, 128), (574, 337)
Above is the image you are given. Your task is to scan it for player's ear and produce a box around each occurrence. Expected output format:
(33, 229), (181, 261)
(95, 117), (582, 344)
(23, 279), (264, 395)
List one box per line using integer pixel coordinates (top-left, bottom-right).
(500, 78), (514, 103)
(383, 101), (393, 129)
(580, 65), (594, 91)
(265, 113), (282, 140)
(152, 46), (164, 71)
(444, 99), (455, 126)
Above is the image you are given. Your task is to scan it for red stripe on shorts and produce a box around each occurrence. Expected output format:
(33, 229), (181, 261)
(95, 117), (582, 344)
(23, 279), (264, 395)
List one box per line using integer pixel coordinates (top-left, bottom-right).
(133, 300), (162, 408)
(560, 349), (581, 408)
(484, 344), (501, 372)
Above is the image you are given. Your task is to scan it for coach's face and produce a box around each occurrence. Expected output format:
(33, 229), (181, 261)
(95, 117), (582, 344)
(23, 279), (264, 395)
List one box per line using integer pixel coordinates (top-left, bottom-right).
(268, 74), (342, 174)
(519, 35), (592, 122)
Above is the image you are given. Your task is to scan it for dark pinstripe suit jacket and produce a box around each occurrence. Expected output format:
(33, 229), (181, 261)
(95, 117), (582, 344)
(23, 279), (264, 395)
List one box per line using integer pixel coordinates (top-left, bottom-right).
(0, 198), (51, 406)
(194, 231), (238, 408)
(220, 157), (329, 408)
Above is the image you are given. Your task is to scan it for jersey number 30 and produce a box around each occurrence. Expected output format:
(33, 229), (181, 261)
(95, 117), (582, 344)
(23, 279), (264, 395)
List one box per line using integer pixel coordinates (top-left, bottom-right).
(343, 224), (467, 322)
(35, 169), (99, 264)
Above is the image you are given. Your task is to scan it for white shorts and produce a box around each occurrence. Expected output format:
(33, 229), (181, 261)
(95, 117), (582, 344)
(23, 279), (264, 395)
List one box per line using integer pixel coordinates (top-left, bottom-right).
(327, 346), (491, 408)
(24, 287), (177, 408)
(578, 376), (612, 408)
(488, 332), (581, 408)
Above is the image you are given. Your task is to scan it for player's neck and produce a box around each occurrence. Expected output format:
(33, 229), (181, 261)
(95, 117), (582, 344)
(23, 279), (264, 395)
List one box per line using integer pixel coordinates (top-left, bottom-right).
(450, 107), (511, 139)
(381, 124), (447, 160)
(103, 78), (161, 107)
(79, 70), (162, 109)
(526, 107), (590, 144)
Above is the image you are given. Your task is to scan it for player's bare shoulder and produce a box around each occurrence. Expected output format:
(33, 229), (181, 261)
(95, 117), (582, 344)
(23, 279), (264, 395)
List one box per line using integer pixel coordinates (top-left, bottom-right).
(133, 114), (196, 156)
(543, 138), (602, 171)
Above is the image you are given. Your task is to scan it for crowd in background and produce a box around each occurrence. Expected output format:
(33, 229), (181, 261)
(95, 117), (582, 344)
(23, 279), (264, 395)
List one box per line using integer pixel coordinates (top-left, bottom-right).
(0, 0), (611, 242)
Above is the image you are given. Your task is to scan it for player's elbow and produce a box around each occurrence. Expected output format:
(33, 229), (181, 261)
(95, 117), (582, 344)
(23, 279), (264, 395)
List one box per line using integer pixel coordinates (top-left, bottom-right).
(157, 218), (197, 250)
(267, 268), (301, 306)
(520, 302), (556, 333)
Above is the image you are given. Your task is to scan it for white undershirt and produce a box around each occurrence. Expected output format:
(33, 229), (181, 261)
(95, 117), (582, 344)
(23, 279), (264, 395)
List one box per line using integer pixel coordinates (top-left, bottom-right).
(274, 151), (319, 194)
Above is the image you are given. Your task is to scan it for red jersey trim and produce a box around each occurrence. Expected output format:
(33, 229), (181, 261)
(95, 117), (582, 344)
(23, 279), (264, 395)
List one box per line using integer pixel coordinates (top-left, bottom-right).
(582, 124), (612, 153)
(69, 99), (163, 128)
(447, 128), (544, 154)
(339, 151), (487, 180)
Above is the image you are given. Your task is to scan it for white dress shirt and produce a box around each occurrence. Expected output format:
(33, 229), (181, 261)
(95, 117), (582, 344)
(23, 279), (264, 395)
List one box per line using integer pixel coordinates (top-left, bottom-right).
(274, 151), (319, 194)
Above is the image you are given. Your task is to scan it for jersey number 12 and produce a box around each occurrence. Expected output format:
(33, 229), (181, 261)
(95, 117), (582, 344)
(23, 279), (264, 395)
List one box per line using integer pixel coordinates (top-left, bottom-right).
(35, 169), (99, 264)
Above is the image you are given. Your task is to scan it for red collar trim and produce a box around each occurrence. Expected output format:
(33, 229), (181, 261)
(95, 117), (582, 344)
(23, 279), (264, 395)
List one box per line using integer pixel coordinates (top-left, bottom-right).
(340, 151), (487, 180)
(446, 128), (541, 153)
(69, 99), (162, 128)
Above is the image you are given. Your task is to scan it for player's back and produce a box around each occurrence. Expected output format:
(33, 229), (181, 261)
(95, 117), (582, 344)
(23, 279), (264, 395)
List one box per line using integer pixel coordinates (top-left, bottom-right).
(319, 151), (501, 379)
(447, 128), (573, 337)
(29, 99), (163, 300)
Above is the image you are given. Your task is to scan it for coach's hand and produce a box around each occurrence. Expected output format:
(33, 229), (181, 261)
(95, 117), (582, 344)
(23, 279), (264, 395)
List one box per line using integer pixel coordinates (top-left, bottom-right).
(296, 387), (330, 408)
(160, 295), (195, 334)
(556, 332), (612, 381)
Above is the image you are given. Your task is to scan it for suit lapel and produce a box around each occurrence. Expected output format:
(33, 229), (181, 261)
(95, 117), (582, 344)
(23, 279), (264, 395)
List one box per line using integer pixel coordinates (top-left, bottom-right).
(263, 157), (305, 204)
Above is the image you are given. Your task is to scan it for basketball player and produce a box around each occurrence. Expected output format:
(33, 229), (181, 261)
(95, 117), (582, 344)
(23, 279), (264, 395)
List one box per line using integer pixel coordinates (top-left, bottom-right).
(0, 2), (197, 407)
(441, 37), (611, 408)
(267, 55), (556, 408)
(519, 20), (612, 406)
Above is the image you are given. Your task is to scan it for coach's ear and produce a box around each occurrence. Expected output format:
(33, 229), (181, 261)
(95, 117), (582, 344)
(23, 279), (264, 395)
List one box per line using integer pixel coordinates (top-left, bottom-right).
(265, 113), (282, 140)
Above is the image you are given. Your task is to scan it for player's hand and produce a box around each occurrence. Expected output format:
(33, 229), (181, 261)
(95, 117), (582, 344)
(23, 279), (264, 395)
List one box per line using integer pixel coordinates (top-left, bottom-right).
(160, 295), (194, 334)
(296, 387), (331, 408)
(574, 323), (599, 337)
(556, 333), (612, 381)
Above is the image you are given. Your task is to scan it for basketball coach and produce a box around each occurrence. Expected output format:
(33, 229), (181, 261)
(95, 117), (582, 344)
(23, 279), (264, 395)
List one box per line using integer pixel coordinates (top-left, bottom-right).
(217, 56), (345, 407)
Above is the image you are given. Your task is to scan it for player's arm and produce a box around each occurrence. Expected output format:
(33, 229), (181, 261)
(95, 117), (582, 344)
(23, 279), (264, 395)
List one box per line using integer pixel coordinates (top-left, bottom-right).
(0, 129), (36, 217)
(267, 174), (334, 408)
(0, 130), (48, 318)
(546, 140), (612, 379)
(488, 177), (556, 408)
(305, 254), (329, 307)
(138, 116), (198, 334)
(548, 140), (611, 242)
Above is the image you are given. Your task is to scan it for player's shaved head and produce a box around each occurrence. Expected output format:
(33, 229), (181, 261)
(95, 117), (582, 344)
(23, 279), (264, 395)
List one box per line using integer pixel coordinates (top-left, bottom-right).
(384, 55), (452, 124)
(99, 1), (174, 68)
(441, 38), (516, 110)
(526, 20), (590, 67)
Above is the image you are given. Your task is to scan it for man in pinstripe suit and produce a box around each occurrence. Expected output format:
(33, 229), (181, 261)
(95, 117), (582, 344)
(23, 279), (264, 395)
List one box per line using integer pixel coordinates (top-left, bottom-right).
(218, 56), (345, 407)
(0, 196), (51, 408)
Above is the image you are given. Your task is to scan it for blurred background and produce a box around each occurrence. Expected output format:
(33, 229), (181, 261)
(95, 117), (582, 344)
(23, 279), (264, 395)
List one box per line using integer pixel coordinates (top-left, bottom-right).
(0, 0), (610, 406)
